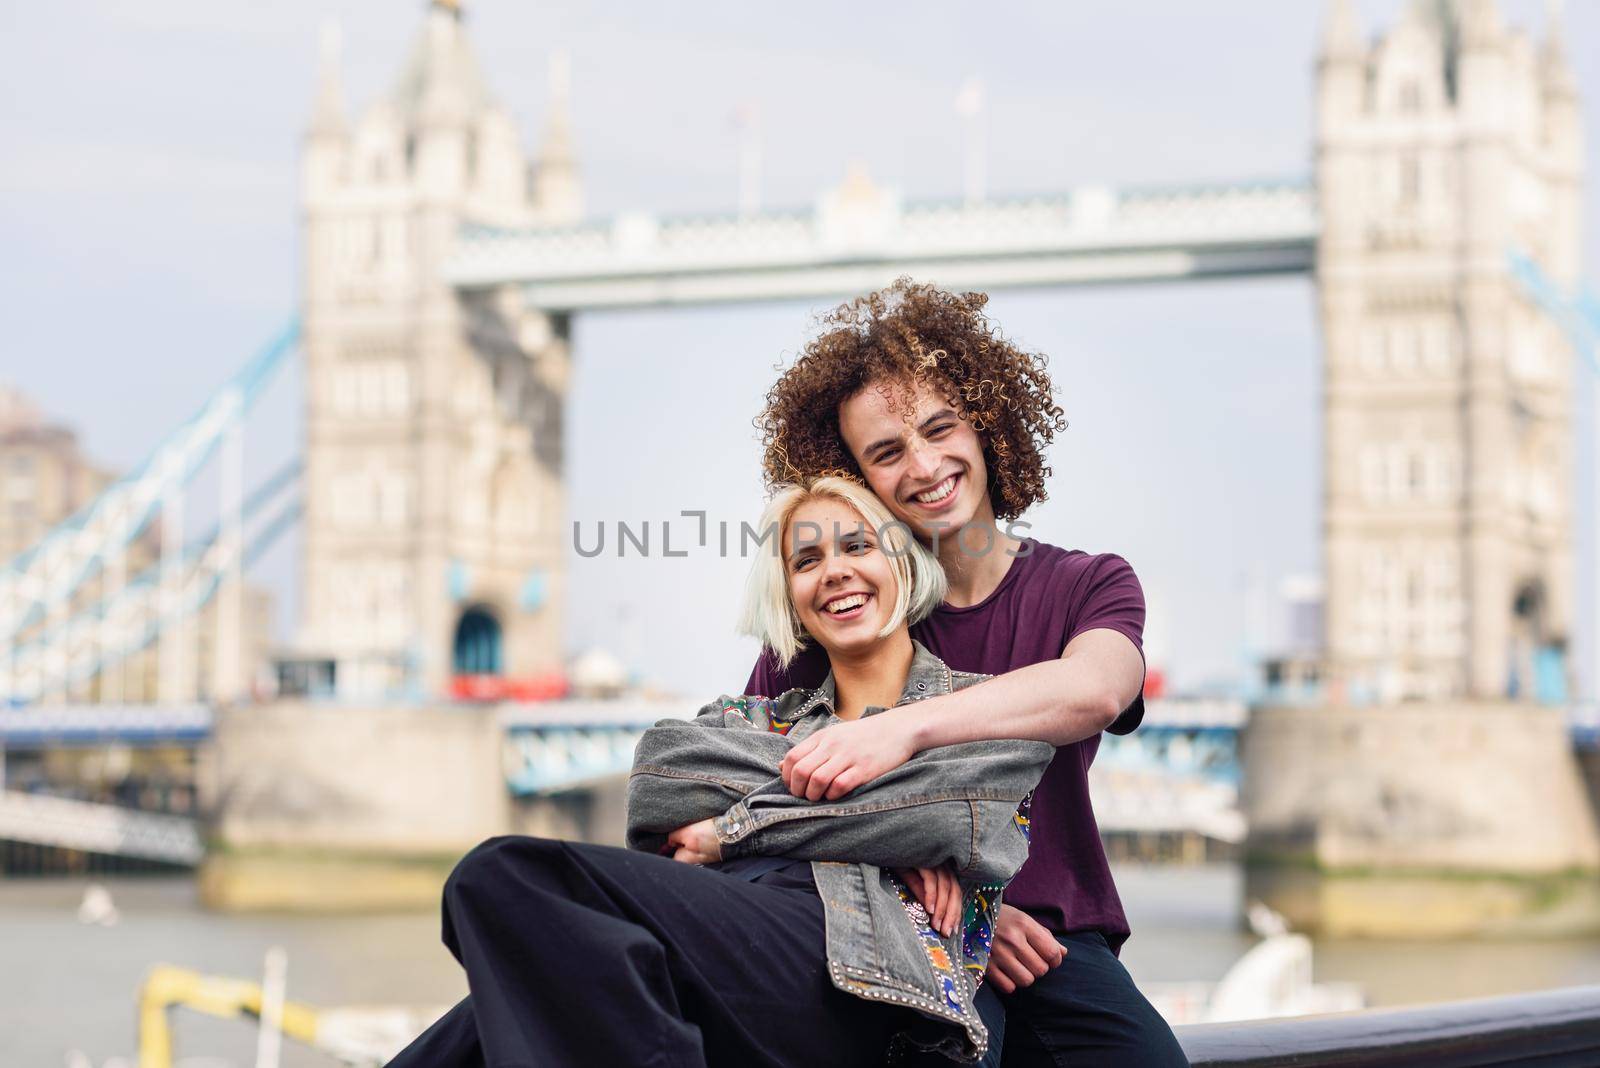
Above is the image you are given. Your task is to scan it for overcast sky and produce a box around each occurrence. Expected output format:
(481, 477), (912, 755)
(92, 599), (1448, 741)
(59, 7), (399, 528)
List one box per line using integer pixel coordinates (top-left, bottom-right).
(2, 1), (1596, 698)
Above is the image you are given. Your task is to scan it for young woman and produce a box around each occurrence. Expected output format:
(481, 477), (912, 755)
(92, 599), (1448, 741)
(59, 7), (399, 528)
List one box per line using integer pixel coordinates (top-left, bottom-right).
(387, 477), (1050, 1067)
(747, 280), (1189, 1067)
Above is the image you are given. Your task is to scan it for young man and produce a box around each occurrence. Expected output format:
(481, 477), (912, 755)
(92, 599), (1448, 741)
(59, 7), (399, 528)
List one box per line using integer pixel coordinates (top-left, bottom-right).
(743, 281), (1188, 1067)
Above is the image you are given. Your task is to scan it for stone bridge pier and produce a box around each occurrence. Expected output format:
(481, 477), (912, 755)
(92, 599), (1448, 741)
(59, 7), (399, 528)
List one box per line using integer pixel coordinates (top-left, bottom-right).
(199, 700), (633, 910)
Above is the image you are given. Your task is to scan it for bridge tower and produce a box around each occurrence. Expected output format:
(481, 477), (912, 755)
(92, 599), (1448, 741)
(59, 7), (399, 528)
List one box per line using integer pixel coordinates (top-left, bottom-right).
(1240, 1), (1598, 936)
(1316, 0), (1583, 704)
(299, 1), (579, 698)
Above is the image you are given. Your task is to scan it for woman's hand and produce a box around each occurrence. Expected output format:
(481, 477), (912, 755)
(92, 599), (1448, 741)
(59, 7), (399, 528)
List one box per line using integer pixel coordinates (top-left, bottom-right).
(664, 819), (723, 865)
(895, 864), (962, 937)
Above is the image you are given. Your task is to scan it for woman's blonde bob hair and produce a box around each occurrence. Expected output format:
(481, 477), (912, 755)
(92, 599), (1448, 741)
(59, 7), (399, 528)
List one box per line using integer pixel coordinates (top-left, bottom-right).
(737, 476), (947, 669)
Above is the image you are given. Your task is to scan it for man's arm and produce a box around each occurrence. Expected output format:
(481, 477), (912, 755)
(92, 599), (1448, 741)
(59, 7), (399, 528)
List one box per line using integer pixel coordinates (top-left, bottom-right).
(781, 628), (1143, 801)
(712, 737), (1051, 881)
(912, 628), (1141, 749)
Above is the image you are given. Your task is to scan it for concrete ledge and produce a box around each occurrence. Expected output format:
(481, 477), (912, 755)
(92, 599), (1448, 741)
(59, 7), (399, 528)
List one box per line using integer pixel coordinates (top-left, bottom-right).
(1176, 984), (1600, 1067)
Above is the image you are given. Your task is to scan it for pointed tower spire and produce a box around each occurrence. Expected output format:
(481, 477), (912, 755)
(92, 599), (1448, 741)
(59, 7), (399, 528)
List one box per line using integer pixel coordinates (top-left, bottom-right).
(309, 19), (347, 136)
(1457, 0), (1504, 49)
(545, 55), (575, 162)
(1541, 0), (1577, 96)
(1322, 0), (1363, 59)
(532, 53), (583, 224)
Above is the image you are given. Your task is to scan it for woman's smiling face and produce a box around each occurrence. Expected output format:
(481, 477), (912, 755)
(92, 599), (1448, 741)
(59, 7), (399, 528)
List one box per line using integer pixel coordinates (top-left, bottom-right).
(784, 496), (899, 658)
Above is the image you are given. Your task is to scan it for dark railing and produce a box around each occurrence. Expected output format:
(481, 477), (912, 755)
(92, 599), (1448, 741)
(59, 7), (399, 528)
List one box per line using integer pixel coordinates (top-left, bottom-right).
(1175, 985), (1600, 1067)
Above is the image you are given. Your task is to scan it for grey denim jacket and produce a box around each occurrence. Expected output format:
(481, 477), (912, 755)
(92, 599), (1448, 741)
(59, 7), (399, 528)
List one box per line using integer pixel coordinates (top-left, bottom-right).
(627, 640), (1053, 1062)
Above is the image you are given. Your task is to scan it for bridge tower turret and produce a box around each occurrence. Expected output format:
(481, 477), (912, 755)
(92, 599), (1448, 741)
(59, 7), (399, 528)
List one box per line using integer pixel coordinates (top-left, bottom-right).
(1315, 0), (1580, 704)
(298, 1), (577, 699)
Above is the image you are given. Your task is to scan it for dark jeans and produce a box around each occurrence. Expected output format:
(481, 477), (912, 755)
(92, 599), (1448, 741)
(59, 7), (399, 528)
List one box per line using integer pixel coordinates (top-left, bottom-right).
(901, 931), (1188, 1068)
(386, 837), (917, 1068)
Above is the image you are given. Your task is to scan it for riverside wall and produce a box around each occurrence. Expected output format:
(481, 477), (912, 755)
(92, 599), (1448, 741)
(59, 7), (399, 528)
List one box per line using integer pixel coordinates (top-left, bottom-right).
(198, 700), (632, 910)
(1242, 702), (1600, 937)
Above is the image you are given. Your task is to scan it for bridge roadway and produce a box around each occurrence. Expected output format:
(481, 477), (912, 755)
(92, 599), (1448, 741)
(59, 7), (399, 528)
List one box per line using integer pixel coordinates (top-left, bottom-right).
(444, 179), (1318, 309)
(0, 789), (201, 866)
(5, 697), (1593, 862)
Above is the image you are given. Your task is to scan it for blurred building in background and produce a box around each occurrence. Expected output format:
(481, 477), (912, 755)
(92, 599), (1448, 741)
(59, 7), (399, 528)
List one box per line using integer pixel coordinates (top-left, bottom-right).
(0, 385), (272, 704)
(0, 386), (119, 566)
(1256, 574), (1325, 704)
(294, 0), (580, 700)
(1317, 0), (1581, 707)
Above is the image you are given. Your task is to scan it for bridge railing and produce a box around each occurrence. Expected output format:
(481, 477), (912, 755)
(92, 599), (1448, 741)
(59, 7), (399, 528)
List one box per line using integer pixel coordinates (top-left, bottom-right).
(0, 789), (202, 865)
(1175, 984), (1600, 1067)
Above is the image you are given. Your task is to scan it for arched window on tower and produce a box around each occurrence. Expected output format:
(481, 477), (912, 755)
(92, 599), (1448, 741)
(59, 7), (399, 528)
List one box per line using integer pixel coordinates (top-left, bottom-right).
(453, 606), (503, 677)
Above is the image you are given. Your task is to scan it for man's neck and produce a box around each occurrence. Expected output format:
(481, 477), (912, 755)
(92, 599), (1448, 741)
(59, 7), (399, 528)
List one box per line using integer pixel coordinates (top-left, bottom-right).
(828, 630), (916, 720)
(935, 518), (1023, 609)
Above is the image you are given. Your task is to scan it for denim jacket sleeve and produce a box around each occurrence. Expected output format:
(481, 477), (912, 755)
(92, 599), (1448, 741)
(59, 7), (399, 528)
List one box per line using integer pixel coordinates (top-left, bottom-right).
(627, 690), (1052, 883)
(625, 696), (796, 853)
(711, 737), (1052, 884)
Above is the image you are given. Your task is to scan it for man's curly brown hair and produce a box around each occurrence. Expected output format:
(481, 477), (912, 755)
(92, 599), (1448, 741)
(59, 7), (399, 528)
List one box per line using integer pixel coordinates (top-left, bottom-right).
(757, 279), (1067, 521)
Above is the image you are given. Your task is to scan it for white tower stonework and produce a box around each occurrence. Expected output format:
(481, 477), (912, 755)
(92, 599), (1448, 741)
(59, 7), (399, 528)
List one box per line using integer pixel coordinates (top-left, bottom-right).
(1316, 0), (1582, 704)
(299, 2), (579, 698)
(1243, 2), (1599, 939)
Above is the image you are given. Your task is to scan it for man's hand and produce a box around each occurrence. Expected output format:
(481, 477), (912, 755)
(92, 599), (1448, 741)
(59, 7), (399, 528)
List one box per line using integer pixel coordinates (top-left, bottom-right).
(780, 712), (918, 800)
(664, 818), (722, 865)
(985, 904), (1066, 994)
(896, 864), (962, 937)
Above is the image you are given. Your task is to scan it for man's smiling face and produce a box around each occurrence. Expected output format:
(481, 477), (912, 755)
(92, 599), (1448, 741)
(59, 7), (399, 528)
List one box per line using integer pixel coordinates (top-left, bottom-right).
(838, 377), (993, 541)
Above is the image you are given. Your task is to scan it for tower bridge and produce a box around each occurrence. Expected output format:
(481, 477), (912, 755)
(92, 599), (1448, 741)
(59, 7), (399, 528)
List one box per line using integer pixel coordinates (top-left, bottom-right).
(3, 0), (1600, 892)
(2, 0), (1589, 713)
(295, 0), (1590, 711)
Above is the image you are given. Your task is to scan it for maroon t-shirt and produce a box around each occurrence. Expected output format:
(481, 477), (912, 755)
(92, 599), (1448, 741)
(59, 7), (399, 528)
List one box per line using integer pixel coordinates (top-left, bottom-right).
(743, 538), (1145, 952)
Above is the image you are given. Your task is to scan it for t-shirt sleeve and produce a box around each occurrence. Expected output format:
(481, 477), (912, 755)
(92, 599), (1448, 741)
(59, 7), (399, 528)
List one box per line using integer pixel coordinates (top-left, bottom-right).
(1067, 553), (1147, 735)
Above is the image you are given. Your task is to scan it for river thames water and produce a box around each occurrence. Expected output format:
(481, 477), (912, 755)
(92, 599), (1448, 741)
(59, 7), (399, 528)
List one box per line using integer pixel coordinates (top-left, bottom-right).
(4, 864), (1599, 1067)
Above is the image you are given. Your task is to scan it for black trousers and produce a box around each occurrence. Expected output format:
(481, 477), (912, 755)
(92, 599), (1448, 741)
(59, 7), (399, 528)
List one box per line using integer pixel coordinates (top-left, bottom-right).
(901, 932), (1188, 1068)
(387, 837), (916, 1068)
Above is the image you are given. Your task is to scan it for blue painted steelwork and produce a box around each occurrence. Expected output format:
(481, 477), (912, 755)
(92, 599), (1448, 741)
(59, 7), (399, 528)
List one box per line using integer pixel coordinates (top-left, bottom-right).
(1507, 250), (1600, 371)
(518, 569), (547, 612)
(1, 321), (299, 641)
(447, 559), (470, 603)
(1097, 725), (1242, 788)
(5, 489), (302, 700)
(0, 704), (211, 747)
(503, 724), (650, 796)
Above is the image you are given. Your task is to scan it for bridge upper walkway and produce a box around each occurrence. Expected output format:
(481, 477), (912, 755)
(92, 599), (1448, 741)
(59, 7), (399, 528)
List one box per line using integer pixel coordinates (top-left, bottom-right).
(445, 179), (1318, 309)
